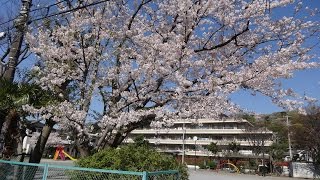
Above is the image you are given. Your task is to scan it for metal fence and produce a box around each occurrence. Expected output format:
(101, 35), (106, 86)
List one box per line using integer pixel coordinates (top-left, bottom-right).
(0, 160), (179, 180)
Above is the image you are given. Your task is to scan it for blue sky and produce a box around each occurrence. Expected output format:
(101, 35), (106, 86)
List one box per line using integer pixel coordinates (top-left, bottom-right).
(230, 68), (320, 114)
(1, 0), (320, 115)
(231, 1), (320, 114)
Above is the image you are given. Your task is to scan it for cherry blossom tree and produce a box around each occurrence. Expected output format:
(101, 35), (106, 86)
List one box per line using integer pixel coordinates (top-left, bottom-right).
(29, 131), (68, 147)
(25, 0), (319, 157)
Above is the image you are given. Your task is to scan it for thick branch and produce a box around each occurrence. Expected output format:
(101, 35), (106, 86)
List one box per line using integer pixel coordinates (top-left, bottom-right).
(109, 114), (156, 148)
(195, 21), (249, 53)
(0, 47), (10, 63)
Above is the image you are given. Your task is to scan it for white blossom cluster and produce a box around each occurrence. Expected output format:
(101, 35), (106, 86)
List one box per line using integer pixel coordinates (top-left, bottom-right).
(28, 132), (68, 147)
(25, 0), (319, 142)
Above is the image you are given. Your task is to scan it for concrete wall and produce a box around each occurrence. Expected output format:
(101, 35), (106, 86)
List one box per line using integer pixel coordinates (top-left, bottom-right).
(291, 162), (320, 179)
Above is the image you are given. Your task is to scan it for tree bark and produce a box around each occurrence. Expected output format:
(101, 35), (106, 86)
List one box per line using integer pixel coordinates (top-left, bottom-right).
(29, 120), (55, 163)
(95, 128), (113, 150)
(1, 0), (32, 82)
(109, 132), (127, 148)
(0, 111), (6, 134)
(107, 114), (156, 148)
(16, 127), (25, 159)
(74, 137), (90, 157)
(1, 109), (19, 160)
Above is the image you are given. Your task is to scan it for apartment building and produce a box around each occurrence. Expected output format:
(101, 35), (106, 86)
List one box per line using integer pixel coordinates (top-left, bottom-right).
(126, 118), (273, 158)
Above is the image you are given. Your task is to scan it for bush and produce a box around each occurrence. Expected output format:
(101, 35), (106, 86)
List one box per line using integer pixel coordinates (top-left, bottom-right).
(76, 144), (188, 180)
(249, 159), (257, 169)
(207, 161), (217, 169)
(199, 162), (208, 169)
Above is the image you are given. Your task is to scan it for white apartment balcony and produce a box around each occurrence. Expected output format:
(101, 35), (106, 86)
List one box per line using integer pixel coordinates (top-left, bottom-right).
(131, 128), (273, 135)
(124, 138), (273, 147)
(173, 119), (250, 124)
(182, 150), (270, 158)
(154, 148), (269, 158)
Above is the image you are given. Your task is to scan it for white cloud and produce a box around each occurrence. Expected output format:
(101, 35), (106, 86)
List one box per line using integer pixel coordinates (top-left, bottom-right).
(0, 32), (6, 40)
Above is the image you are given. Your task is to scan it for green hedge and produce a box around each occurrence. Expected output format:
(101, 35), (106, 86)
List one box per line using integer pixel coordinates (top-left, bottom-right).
(76, 144), (188, 180)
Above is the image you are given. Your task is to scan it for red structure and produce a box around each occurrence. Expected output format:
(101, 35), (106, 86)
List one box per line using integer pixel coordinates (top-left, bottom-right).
(53, 146), (66, 160)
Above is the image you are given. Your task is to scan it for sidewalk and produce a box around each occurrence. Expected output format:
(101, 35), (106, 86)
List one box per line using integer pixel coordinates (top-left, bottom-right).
(189, 170), (305, 180)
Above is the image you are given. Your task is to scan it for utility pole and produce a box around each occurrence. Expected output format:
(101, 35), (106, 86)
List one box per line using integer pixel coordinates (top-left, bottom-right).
(286, 115), (293, 160)
(193, 136), (198, 170)
(2, 0), (33, 82)
(262, 119), (266, 166)
(182, 119), (185, 164)
(0, 0), (33, 160)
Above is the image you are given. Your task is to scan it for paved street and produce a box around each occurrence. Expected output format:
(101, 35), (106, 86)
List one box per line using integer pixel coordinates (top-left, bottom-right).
(189, 170), (304, 180)
(40, 159), (75, 166)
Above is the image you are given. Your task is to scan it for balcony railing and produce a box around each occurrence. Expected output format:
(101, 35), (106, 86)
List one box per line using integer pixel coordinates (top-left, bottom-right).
(131, 128), (272, 135)
(155, 148), (269, 158)
(124, 138), (273, 146)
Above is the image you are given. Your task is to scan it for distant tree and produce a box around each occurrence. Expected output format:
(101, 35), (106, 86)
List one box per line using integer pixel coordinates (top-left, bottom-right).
(269, 142), (287, 161)
(241, 114), (256, 124)
(245, 125), (269, 156)
(267, 121), (287, 144)
(263, 115), (287, 161)
(291, 105), (320, 169)
(133, 135), (149, 147)
(207, 142), (219, 156)
(228, 141), (240, 153)
(259, 111), (305, 162)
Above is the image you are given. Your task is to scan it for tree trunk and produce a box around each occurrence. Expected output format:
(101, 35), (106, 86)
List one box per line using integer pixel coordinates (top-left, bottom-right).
(25, 120), (54, 180)
(106, 114), (156, 148)
(14, 131), (25, 180)
(95, 128), (113, 150)
(29, 120), (55, 163)
(109, 132), (127, 148)
(16, 122), (28, 161)
(0, 111), (6, 134)
(0, 115), (4, 154)
(2, 0), (32, 82)
(1, 109), (19, 160)
(74, 137), (90, 157)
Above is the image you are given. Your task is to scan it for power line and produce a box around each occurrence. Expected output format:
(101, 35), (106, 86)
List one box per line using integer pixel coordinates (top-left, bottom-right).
(30, 0), (110, 23)
(0, 15), (18, 27)
(0, 0), (109, 27)
(0, 0), (62, 27)
(29, 1), (66, 13)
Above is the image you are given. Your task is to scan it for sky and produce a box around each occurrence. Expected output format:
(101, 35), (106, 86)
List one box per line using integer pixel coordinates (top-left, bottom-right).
(0, 0), (320, 115)
(231, 0), (320, 114)
(230, 68), (320, 114)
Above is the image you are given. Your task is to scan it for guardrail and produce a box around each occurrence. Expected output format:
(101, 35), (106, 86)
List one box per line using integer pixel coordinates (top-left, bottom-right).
(0, 159), (179, 180)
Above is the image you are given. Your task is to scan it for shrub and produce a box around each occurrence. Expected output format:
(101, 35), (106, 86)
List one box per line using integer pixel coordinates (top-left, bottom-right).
(76, 144), (188, 180)
(199, 162), (208, 169)
(207, 161), (217, 169)
(249, 159), (257, 169)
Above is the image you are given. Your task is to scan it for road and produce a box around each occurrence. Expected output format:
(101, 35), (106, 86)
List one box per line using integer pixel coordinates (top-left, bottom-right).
(40, 159), (75, 166)
(189, 170), (304, 180)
